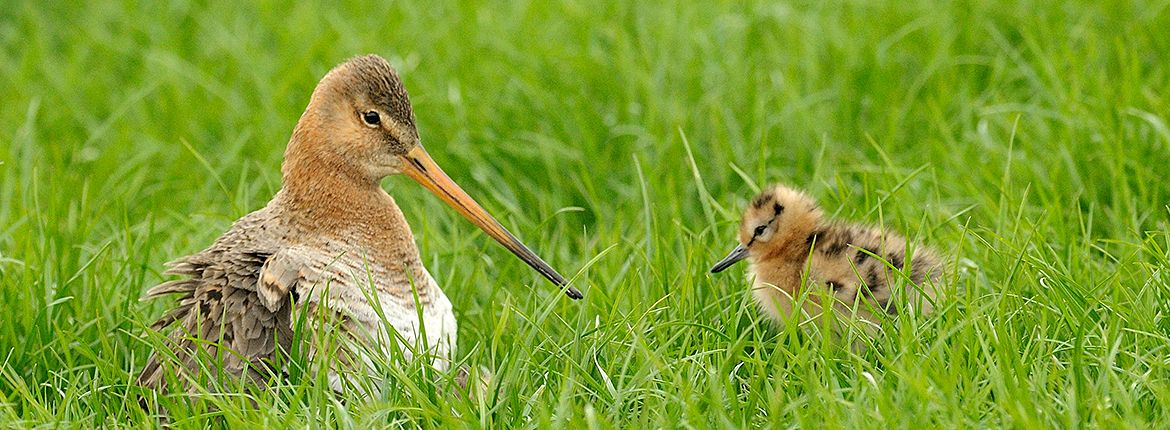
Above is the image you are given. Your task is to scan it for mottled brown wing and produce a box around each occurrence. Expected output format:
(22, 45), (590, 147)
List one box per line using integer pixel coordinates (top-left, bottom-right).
(819, 225), (942, 315)
(138, 249), (302, 391)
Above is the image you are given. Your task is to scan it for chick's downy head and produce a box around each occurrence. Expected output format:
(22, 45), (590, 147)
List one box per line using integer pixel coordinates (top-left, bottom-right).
(711, 184), (823, 273)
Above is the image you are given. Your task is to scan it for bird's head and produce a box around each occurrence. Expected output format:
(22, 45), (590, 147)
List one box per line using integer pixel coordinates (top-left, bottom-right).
(284, 54), (581, 299)
(286, 54), (420, 180)
(710, 184), (823, 273)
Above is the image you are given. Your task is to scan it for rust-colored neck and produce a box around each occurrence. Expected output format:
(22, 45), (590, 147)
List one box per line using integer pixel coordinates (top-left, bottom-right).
(275, 113), (425, 280)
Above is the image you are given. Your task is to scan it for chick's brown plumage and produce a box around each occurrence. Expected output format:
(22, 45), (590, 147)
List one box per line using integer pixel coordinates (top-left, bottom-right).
(711, 184), (943, 327)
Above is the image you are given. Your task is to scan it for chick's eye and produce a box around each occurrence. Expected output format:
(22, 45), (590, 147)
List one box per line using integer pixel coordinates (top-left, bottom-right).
(361, 111), (381, 127)
(753, 225), (767, 236)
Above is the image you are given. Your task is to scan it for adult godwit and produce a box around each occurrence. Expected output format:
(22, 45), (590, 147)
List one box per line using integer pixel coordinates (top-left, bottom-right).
(710, 184), (941, 329)
(138, 55), (580, 393)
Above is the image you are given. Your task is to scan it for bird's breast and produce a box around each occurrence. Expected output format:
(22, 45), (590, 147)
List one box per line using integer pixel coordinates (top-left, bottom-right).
(293, 248), (458, 370)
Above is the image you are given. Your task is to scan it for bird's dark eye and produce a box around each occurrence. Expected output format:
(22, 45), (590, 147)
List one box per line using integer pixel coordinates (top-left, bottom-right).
(361, 111), (381, 126)
(753, 225), (767, 236)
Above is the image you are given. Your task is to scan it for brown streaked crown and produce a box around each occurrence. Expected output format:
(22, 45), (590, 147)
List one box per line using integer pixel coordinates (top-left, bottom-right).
(738, 185), (823, 251)
(332, 55), (417, 130)
(302, 54), (420, 156)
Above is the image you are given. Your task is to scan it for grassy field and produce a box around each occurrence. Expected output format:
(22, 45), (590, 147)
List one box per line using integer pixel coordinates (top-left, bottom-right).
(2, 0), (1170, 428)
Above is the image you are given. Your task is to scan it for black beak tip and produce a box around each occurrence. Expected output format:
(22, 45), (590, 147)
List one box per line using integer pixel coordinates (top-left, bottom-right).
(543, 270), (582, 299)
(710, 262), (734, 273)
(565, 287), (584, 300)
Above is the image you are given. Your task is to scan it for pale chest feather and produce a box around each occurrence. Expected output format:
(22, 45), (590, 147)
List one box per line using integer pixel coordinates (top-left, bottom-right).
(257, 193), (459, 364)
(297, 251), (456, 355)
(259, 236), (458, 374)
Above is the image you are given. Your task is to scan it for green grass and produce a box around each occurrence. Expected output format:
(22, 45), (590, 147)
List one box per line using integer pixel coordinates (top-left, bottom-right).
(2, 0), (1169, 427)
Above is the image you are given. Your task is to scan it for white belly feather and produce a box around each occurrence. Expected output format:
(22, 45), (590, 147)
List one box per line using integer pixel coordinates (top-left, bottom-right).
(294, 254), (458, 393)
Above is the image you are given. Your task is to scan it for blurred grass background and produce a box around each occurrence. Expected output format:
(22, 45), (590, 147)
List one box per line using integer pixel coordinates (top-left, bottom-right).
(1, 0), (1169, 427)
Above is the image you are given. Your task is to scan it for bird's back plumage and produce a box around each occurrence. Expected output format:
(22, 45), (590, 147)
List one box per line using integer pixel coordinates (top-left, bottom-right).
(138, 207), (292, 389)
(806, 221), (942, 318)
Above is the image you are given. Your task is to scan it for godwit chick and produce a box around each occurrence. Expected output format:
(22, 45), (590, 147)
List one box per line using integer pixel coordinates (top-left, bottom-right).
(138, 55), (581, 394)
(710, 184), (942, 328)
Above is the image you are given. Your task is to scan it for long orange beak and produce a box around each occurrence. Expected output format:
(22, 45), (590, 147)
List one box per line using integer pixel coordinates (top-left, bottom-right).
(399, 145), (582, 299)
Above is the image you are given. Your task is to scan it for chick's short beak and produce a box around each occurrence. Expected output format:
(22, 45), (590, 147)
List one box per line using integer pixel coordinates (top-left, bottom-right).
(710, 244), (749, 273)
(399, 145), (582, 300)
